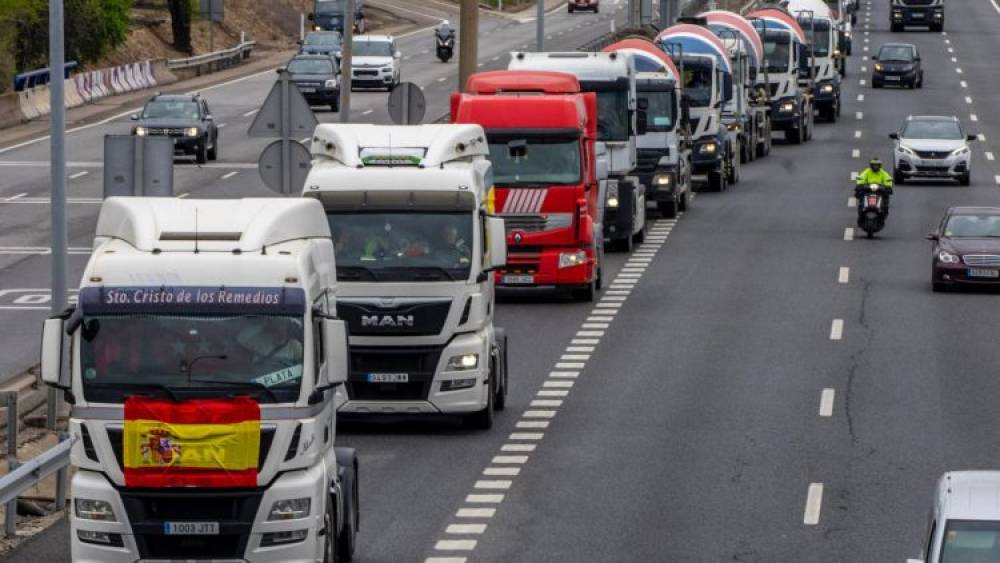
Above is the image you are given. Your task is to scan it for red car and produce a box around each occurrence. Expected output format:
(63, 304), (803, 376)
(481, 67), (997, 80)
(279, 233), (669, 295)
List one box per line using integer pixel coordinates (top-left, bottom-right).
(568, 0), (599, 13)
(928, 206), (1000, 292)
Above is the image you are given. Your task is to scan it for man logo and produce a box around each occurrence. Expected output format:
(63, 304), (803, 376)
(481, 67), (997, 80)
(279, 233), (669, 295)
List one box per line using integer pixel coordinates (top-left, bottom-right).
(361, 315), (415, 328)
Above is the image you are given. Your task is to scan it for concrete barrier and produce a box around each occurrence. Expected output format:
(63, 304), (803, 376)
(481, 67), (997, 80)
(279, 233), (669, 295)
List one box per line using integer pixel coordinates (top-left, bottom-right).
(74, 74), (91, 102)
(142, 61), (157, 88)
(124, 65), (140, 91)
(30, 85), (51, 116)
(93, 70), (109, 100)
(151, 59), (178, 87)
(17, 90), (39, 120)
(132, 63), (148, 89)
(110, 67), (125, 94)
(0, 92), (27, 129)
(64, 79), (84, 108)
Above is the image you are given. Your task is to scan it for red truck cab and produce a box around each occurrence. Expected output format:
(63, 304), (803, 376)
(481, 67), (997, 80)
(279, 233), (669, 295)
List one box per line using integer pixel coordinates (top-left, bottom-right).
(451, 70), (603, 301)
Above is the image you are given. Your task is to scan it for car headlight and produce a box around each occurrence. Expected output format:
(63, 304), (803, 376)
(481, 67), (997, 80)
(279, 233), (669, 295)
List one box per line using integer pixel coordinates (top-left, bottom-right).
(325, 78), (338, 88)
(446, 353), (479, 370)
(938, 251), (960, 264)
(267, 498), (311, 521)
(899, 145), (917, 157)
(874, 63), (882, 71)
(698, 142), (718, 155)
(950, 146), (970, 157)
(134, 126), (148, 136)
(185, 127), (200, 138)
(779, 101), (795, 113)
(653, 174), (671, 186)
(75, 498), (117, 522)
(558, 250), (587, 269)
(820, 83), (834, 93)
(381, 66), (393, 73)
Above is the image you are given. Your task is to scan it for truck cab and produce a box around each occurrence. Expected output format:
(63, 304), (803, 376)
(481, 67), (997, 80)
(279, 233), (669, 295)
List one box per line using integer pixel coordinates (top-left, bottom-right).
(909, 471), (1000, 563)
(302, 124), (510, 429)
(40, 197), (360, 563)
(788, 0), (843, 122)
(891, 0), (943, 31)
(602, 39), (693, 218)
(750, 8), (815, 145)
(509, 51), (648, 253)
(310, 0), (367, 34)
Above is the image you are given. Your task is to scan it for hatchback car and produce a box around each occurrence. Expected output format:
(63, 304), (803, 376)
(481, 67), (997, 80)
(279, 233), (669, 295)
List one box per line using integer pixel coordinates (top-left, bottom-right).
(287, 53), (341, 112)
(891, 116), (975, 185)
(872, 43), (922, 88)
(131, 94), (219, 164)
(908, 471), (1000, 563)
(927, 207), (1000, 291)
(350, 35), (401, 91)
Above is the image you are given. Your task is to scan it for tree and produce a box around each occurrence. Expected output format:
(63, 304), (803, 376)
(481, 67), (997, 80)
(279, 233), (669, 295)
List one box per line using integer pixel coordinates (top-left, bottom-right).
(167, 0), (192, 54)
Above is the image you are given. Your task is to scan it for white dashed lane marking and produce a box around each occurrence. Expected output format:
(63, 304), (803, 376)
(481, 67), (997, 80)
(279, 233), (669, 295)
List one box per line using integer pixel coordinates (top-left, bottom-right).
(830, 319), (844, 340)
(819, 389), (835, 417)
(804, 483), (824, 525)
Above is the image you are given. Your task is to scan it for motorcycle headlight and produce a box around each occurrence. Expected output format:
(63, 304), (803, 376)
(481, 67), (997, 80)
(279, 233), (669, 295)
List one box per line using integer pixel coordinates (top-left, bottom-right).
(698, 142), (718, 155)
(820, 83), (834, 93)
(938, 251), (960, 264)
(325, 78), (338, 88)
(75, 498), (117, 522)
(779, 101), (795, 113)
(558, 250), (587, 269)
(185, 127), (200, 138)
(446, 353), (479, 370)
(134, 126), (148, 136)
(267, 498), (311, 521)
(950, 146), (970, 157)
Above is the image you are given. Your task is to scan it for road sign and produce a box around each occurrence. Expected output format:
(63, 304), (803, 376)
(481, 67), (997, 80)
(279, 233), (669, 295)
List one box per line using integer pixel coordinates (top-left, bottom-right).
(199, 0), (224, 22)
(258, 139), (312, 195)
(103, 135), (174, 198)
(248, 70), (318, 139)
(388, 82), (426, 125)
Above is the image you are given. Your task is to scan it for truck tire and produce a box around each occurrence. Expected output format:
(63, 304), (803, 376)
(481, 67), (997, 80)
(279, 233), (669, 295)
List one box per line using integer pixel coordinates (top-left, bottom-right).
(337, 463), (358, 561)
(727, 149), (740, 185)
(785, 124), (802, 145)
(891, 22), (901, 32)
(571, 278), (597, 302)
(931, 23), (943, 32)
(678, 189), (688, 212)
(632, 217), (646, 244)
(657, 199), (678, 219)
(493, 333), (508, 411)
(707, 170), (726, 192)
(323, 502), (339, 563)
(464, 378), (494, 429)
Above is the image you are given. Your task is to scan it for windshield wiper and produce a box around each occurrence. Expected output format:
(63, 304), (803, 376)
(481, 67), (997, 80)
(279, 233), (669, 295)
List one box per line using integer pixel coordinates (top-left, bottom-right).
(187, 379), (281, 402)
(384, 266), (459, 281)
(338, 265), (381, 281)
(89, 381), (182, 402)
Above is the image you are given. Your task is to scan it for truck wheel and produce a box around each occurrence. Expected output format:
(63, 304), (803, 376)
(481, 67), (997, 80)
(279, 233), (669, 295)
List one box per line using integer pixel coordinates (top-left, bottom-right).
(632, 218), (646, 244)
(324, 503), (339, 563)
(337, 466), (358, 561)
(657, 199), (678, 219)
(727, 151), (740, 185)
(890, 22), (901, 32)
(494, 335), (508, 411)
(785, 125), (802, 145)
(678, 189), (688, 212)
(571, 278), (597, 302)
(707, 170), (726, 192)
(463, 379), (494, 429)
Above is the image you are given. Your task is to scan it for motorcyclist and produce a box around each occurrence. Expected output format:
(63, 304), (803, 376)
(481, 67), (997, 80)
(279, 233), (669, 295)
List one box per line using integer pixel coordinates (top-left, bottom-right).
(436, 20), (455, 42)
(855, 157), (894, 214)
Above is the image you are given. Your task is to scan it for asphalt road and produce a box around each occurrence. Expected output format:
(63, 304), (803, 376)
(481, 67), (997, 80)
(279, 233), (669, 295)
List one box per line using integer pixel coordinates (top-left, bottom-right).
(5, 0), (1000, 560)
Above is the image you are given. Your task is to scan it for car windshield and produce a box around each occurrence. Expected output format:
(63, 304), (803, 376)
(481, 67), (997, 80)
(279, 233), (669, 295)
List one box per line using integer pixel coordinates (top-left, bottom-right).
(488, 137), (581, 185)
(142, 100), (199, 120)
(683, 66), (713, 108)
(353, 41), (393, 57)
(879, 45), (914, 62)
(288, 58), (334, 74)
(902, 120), (963, 140)
(944, 215), (1000, 238)
(315, 0), (345, 15)
(763, 34), (792, 73)
(329, 212), (474, 282)
(304, 32), (341, 46)
(940, 520), (1000, 562)
(80, 314), (305, 404)
(639, 89), (676, 132)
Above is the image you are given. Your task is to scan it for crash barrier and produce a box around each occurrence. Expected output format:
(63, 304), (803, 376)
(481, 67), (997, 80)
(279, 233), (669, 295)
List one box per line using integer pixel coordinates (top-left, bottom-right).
(6, 40), (253, 126)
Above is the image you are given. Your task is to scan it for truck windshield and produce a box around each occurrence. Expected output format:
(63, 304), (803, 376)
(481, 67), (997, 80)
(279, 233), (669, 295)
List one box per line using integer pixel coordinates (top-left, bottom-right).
(488, 138), (581, 185)
(682, 66), (713, 108)
(763, 35), (792, 73)
(639, 90), (676, 132)
(939, 520), (1000, 562)
(803, 22), (832, 57)
(80, 314), (305, 404)
(328, 212), (474, 282)
(315, 0), (345, 14)
(594, 90), (630, 141)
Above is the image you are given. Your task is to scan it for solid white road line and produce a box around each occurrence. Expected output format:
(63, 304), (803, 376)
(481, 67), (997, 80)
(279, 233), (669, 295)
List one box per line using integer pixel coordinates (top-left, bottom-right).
(6, 193), (27, 201)
(804, 483), (824, 525)
(243, 109), (259, 117)
(68, 171), (88, 180)
(819, 389), (835, 417)
(830, 319), (844, 340)
(426, 558), (466, 563)
(838, 267), (850, 284)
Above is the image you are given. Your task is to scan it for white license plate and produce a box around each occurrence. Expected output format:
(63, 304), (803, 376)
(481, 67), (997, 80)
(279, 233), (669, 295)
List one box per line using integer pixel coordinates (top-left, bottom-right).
(502, 275), (534, 285)
(368, 373), (408, 383)
(968, 268), (1000, 278)
(299, 87), (316, 93)
(912, 12), (924, 17)
(885, 76), (901, 81)
(164, 521), (219, 535)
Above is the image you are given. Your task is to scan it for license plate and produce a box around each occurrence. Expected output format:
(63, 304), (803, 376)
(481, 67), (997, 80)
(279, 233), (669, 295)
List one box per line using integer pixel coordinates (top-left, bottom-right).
(912, 11), (924, 17)
(866, 196), (879, 207)
(968, 268), (1000, 278)
(299, 87), (316, 93)
(164, 522), (219, 535)
(368, 373), (408, 383)
(502, 275), (534, 285)
(885, 76), (901, 81)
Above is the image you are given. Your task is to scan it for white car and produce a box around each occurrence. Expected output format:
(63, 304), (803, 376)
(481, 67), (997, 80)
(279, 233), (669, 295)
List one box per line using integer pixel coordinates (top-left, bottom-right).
(891, 115), (976, 186)
(350, 35), (401, 91)
(909, 471), (1000, 563)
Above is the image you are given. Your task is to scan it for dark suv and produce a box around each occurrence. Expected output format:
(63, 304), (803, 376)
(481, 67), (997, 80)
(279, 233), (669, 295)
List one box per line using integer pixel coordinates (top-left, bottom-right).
(131, 94), (219, 163)
(872, 43), (923, 89)
(287, 54), (341, 112)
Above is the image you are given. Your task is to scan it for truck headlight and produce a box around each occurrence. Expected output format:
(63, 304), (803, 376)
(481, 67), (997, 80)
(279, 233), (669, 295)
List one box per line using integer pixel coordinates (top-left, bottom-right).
(325, 78), (338, 88)
(446, 353), (479, 370)
(874, 63), (883, 71)
(134, 126), (148, 136)
(779, 101), (795, 113)
(267, 498), (311, 521)
(313, 25), (322, 31)
(559, 250), (587, 269)
(653, 174), (672, 186)
(75, 498), (117, 522)
(698, 142), (718, 155)
(184, 127), (200, 138)
(938, 251), (960, 264)
(820, 83), (834, 93)
(605, 178), (620, 207)
(606, 196), (619, 208)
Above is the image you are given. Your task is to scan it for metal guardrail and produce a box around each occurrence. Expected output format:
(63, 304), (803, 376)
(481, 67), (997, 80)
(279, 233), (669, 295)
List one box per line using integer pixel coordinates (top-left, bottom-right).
(167, 41), (257, 73)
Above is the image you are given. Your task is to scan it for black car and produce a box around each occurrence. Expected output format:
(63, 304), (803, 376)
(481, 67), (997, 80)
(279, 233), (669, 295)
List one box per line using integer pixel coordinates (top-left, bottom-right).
(299, 30), (343, 58)
(927, 207), (1000, 291)
(131, 94), (219, 164)
(872, 43), (923, 89)
(287, 54), (341, 112)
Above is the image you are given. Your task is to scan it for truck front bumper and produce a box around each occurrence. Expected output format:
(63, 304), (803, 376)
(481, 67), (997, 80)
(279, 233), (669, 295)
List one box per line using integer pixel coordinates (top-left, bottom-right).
(892, 5), (943, 25)
(814, 81), (839, 109)
(637, 167), (682, 202)
(70, 467), (328, 563)
(691, 147), (724, 176)
(498, 244), (597, 287)
(770, 98), (802, 131)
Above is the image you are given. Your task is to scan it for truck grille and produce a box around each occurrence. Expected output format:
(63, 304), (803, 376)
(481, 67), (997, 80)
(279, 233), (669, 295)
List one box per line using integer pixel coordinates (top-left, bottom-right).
(503, 213), (573, 233)
(338, 298), (451, 337)
(107, 427), (275, 473)
(635, 149), (667, 173)
(147, 127), (184, 137)
(901, 0), (934, 5)
(963, 255), (1000, 267)
(914, 149), (949, 159)
(347, 346), (444, 401)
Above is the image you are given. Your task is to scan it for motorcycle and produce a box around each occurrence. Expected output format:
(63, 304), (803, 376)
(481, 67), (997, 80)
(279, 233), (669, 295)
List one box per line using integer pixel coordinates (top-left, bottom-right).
(856, 183), (891, 238)
(436, 33), (454, 63)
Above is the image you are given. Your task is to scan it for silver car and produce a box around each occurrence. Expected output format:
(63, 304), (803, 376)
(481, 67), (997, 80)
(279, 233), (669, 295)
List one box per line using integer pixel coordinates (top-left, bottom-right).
(908, 471), (1000, 563)
(891, 116), (976, 186)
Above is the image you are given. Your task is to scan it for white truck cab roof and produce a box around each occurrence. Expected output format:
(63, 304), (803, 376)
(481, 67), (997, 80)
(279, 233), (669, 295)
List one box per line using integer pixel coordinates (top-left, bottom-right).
(937, 471), (1000, 521)
(508, 51), (635, 82)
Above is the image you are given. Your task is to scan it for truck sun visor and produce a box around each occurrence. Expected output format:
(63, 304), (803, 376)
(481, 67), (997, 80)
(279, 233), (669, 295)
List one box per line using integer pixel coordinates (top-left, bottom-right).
(79, 286), (307, 316)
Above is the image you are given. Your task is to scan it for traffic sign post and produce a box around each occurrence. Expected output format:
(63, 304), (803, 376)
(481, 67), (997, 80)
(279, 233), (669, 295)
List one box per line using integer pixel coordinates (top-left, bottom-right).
(249, 69), (318, 195)
(103, 135), (175, 198)
(388, 83), (426, 125)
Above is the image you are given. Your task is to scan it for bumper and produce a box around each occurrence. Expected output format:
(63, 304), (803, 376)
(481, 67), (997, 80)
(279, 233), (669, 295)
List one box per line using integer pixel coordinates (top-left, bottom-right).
(351, 73), (395, 87)
(339, 332), (490, 414)
(814, 83), (839, 106)
(603, 178), (637, 239)
(498, 245), (596, 287)
(934, 263), (1000, 287)
(895, 154), (968, 178)
(299, 87), (340, 104)
(637, 167), (681, 202)
(769, 99), (802, 130)
(891, 6), (943, 24)
(70, 468), (327, 563)
(872, 70), (918, 85)
(569, 1), (599, 8)
(691, 152), (723, 175)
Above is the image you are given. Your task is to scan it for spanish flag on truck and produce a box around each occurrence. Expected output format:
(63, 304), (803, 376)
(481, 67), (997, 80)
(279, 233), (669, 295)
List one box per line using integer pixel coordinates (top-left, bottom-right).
(123, 396), (261, 488)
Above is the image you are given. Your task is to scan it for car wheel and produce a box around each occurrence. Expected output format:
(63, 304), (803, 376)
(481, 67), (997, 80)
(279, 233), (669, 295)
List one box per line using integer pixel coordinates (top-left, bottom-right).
(932, 281), (948, 293)
(207, 138), (218, 161)
(707, 169), (726, 192)
(568, 5), (574, 12)
(959, 172), (971, 186)
(196, 142), (208, 164)
(894, 169), (905, 185)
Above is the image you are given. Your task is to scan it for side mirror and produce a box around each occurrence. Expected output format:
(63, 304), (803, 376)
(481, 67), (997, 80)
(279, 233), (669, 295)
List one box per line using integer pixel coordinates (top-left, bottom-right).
(322, 318), (348, 386)
(130, 114), (140, 121)
(485, 216), (507, 271)
(636, 108), (649, 135)
(41, 317), (67, 388)
(723, 73), (734, 103)
(914, 56), (921, 62)
(967, 134), (977, 141)
(925, 232), (939, 241)
(889, 132), (899, 140)
(204, 114), (214, 121)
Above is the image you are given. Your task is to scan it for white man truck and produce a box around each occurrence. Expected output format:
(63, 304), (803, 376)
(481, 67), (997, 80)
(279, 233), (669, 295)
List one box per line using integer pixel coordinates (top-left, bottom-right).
(509, 51), (648, 252)
(749, 7), (816, 144)
(40, 197), (360, 562)
(788, 0), (843, 122)
(657, 24), (742, 192)
(302, 123), (510, 429)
